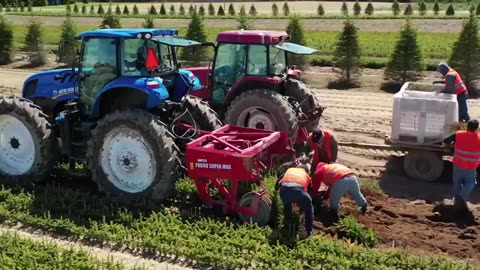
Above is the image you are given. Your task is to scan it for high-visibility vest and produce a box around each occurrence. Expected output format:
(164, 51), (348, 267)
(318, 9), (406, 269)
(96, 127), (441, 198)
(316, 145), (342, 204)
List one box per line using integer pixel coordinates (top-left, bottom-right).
(446, 69), (467, 95)
(309, 130), (333, 168)
(452, 130), (480, 170)
(279, 168), (312, 191)
(323, 164), (354, 186)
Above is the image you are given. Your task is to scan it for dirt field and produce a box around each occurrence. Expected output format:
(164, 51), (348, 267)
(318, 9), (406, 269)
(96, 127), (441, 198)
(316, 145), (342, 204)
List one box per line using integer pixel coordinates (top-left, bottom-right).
(0, 62), (479, 265)
(5, 14), (468, 33)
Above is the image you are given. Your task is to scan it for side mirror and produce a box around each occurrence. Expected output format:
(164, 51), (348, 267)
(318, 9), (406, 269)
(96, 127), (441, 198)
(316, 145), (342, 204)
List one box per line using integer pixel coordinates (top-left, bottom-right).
(178, 62), (182, 69)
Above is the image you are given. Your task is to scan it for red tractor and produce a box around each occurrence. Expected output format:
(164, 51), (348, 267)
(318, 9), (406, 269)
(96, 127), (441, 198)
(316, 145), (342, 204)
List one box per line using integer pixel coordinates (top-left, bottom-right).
(185, 30), (324, 146)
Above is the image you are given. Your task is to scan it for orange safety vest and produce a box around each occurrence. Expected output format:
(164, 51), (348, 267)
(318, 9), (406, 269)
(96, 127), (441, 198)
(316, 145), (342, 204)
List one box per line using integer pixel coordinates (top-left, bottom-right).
(446, 69), (467, 95)
(452, 130), (480, 170)
(309, 130), (333, 168)
(279, 168), (312, 191)
(323, 164), (354, 186)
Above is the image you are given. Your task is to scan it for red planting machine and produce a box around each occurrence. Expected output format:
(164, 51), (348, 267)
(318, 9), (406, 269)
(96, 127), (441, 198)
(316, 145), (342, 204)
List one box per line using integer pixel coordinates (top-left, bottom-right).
(185, 125), (296, 226)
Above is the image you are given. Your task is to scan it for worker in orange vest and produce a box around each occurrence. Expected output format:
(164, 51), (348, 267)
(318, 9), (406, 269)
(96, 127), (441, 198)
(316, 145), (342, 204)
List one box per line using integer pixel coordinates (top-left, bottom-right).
(436, 62), (470, 123)
(313, 162), (367, 217)
(275, 163), (314, 236)
(443, 119), (480, 211)
(307, 128), (338, 173)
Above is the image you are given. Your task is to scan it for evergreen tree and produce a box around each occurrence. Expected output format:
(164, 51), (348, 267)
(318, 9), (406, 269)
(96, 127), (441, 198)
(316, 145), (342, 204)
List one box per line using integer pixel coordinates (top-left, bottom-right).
(97, 4), (104, 14)
(0, 4), (3, 12)
(132, 4), (138, 15)
(73, 4), (79, 13)
(169, 5), (175, 15)
(476, 2), (480, 16)
(0, 15), (14, 64)
(249, 4), (257, 16)
(272, 2), (278, 16)
(392, 0), (400, 16)
(179, 4), (185, 15)
(159, 4), (166, 15)
(236, 13), (253, 30)
(283, 1), (289, 16)
(384, 19), (423, 82)
(24, 18), (46, 66)
(239, 5), (246, 16)
(449, 10), (480, 93)
(341, 1), (348, 16)
(115, 5), (121, 15)
(208, 2), (215, 16)
(19, 2), (24, 12)
(89, 4), (94, 14)
(188, 4), (195, 15)
(199, 5), (205, 16)
(434, 0), (440, 15)
(59, 14), (77, 64)
(418, 0), (427, 16)
(5, 4), (10, 12)
(12, 1), (17, 12)
(365, 2), (374, 15)
(66, 3), (71, 13)
(27, 2), (32, 12)
(217, 5), (224, 16)
(142, 15), (154, 28)
(149, 5), (157, 15)
(100, 12), (121, 28)
(286, 15), (307, 66)
(446, 3), (454, 16)
(123, 5), (129, 15)
(181, 12), (208, 64)
(353, 0), (361, 16)
(106, 3), (112, 14)
(317, 3), (325, 16)
(228, 3), (235, 15)
(333, 20), (362, 83)
(404, 3), (413, 16)
(81, 4), (86, 14)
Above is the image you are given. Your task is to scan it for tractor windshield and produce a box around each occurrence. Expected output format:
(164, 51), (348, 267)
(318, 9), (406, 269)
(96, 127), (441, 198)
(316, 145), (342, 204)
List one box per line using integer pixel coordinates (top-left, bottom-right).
(269, 46), (287, 76)
(122, 39), (175, 76)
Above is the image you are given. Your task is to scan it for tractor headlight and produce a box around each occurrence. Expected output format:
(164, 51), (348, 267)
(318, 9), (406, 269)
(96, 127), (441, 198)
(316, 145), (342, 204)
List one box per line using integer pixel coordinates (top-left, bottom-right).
(137, 33), (142, 39)
(145, 33), (152, 39)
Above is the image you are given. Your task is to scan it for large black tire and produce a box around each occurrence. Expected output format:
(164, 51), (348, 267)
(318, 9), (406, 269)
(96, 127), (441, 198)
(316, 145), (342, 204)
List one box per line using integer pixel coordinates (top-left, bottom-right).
(87, 109), (180, 201)
(0, 96), (54, 183)
(225, 89), (299, 141)
(238, 192), (272, 227)
(403, 150), (444, 182)
(284, 79), (322, 132)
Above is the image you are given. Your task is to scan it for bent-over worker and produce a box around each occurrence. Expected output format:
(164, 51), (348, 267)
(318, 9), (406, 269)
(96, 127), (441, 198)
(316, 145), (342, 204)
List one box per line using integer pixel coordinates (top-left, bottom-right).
(313, 162), (367, 216)
(275, 163), (314, 236)
(436, 62), (470, 123)
(307, 128), (338, 173)
(443, 119), (480, 211)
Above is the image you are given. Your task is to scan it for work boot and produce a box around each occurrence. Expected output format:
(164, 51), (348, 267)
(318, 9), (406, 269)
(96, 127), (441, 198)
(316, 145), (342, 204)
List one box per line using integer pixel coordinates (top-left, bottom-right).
(360, 204), (367, 215)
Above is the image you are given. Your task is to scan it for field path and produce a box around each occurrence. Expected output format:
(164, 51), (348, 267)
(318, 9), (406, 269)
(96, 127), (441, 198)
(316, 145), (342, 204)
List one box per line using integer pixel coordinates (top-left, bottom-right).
(0, 225), (193, 270)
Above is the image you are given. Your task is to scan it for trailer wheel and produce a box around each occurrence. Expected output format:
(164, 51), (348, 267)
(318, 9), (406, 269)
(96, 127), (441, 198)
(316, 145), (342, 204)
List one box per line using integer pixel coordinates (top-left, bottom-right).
(403, 150), (444, 182)
(238, 192), (272, 227)
(284, 79), (322, 132)
(225, 89), (299, 141)
(87, 109), (180, 201)
(0, 96), (54, 183)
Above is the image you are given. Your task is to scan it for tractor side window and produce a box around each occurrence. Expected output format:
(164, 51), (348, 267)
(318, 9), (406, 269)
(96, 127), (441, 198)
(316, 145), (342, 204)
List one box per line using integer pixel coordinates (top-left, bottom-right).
(269, 46), (287, 76)
(158, 44), (174, 70)
(212, 43), (247, 102)
(247, 45), (267, 76)
(122, 38), (146, 76)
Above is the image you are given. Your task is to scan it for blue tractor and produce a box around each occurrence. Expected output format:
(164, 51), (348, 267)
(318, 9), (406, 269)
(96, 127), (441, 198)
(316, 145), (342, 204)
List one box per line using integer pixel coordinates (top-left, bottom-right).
(0, 28), (222, 201)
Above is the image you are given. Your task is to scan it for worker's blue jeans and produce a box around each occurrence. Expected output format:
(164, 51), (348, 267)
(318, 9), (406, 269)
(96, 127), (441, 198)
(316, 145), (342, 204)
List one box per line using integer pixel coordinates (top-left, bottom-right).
(329, 175), (367, 211)
(279, 185), (313, 233)
(457, 92), (470, 123)
(452, 166), (477, 203)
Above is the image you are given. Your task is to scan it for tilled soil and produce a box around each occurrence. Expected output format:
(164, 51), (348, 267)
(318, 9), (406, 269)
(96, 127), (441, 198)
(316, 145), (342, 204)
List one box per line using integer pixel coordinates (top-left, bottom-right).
(0, 64), (479, 263)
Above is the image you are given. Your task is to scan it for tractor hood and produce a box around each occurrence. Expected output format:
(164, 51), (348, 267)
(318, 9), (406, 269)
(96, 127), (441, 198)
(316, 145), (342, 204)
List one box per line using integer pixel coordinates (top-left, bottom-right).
(274, 42), (318, 55)
(23, 68), (78, 102)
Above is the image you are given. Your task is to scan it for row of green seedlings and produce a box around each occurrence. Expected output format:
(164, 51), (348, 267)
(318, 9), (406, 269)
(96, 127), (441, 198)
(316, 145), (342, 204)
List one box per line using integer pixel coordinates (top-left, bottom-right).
(0, 176), (475, 270)
(347, 0), (460, 17)
(0, 231), (140, 270)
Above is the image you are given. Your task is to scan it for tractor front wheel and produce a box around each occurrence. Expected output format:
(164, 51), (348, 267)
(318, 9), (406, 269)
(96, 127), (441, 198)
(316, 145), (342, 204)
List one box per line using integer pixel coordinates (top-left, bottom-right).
(285, 79), (322, 132)
(225, 89), (298, 141)
(0, 96), (54, 182)
(87, 109), (180, 201)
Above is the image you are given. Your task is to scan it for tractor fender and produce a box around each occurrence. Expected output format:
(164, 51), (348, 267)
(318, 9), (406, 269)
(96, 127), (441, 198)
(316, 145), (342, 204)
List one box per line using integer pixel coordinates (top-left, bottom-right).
(224, 76), (283, 107)
(91, 76), (169, 117)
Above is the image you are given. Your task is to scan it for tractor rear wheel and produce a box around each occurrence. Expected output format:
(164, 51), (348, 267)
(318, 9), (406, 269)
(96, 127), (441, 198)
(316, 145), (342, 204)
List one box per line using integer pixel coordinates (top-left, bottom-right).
(285, 79), (321, 132)
(238, 192), (272, 227)
(225, 89), (298, 141)
(403, 150), (444, 182)
(87, 109), (180, 201)
(0, 96), (54, 183)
